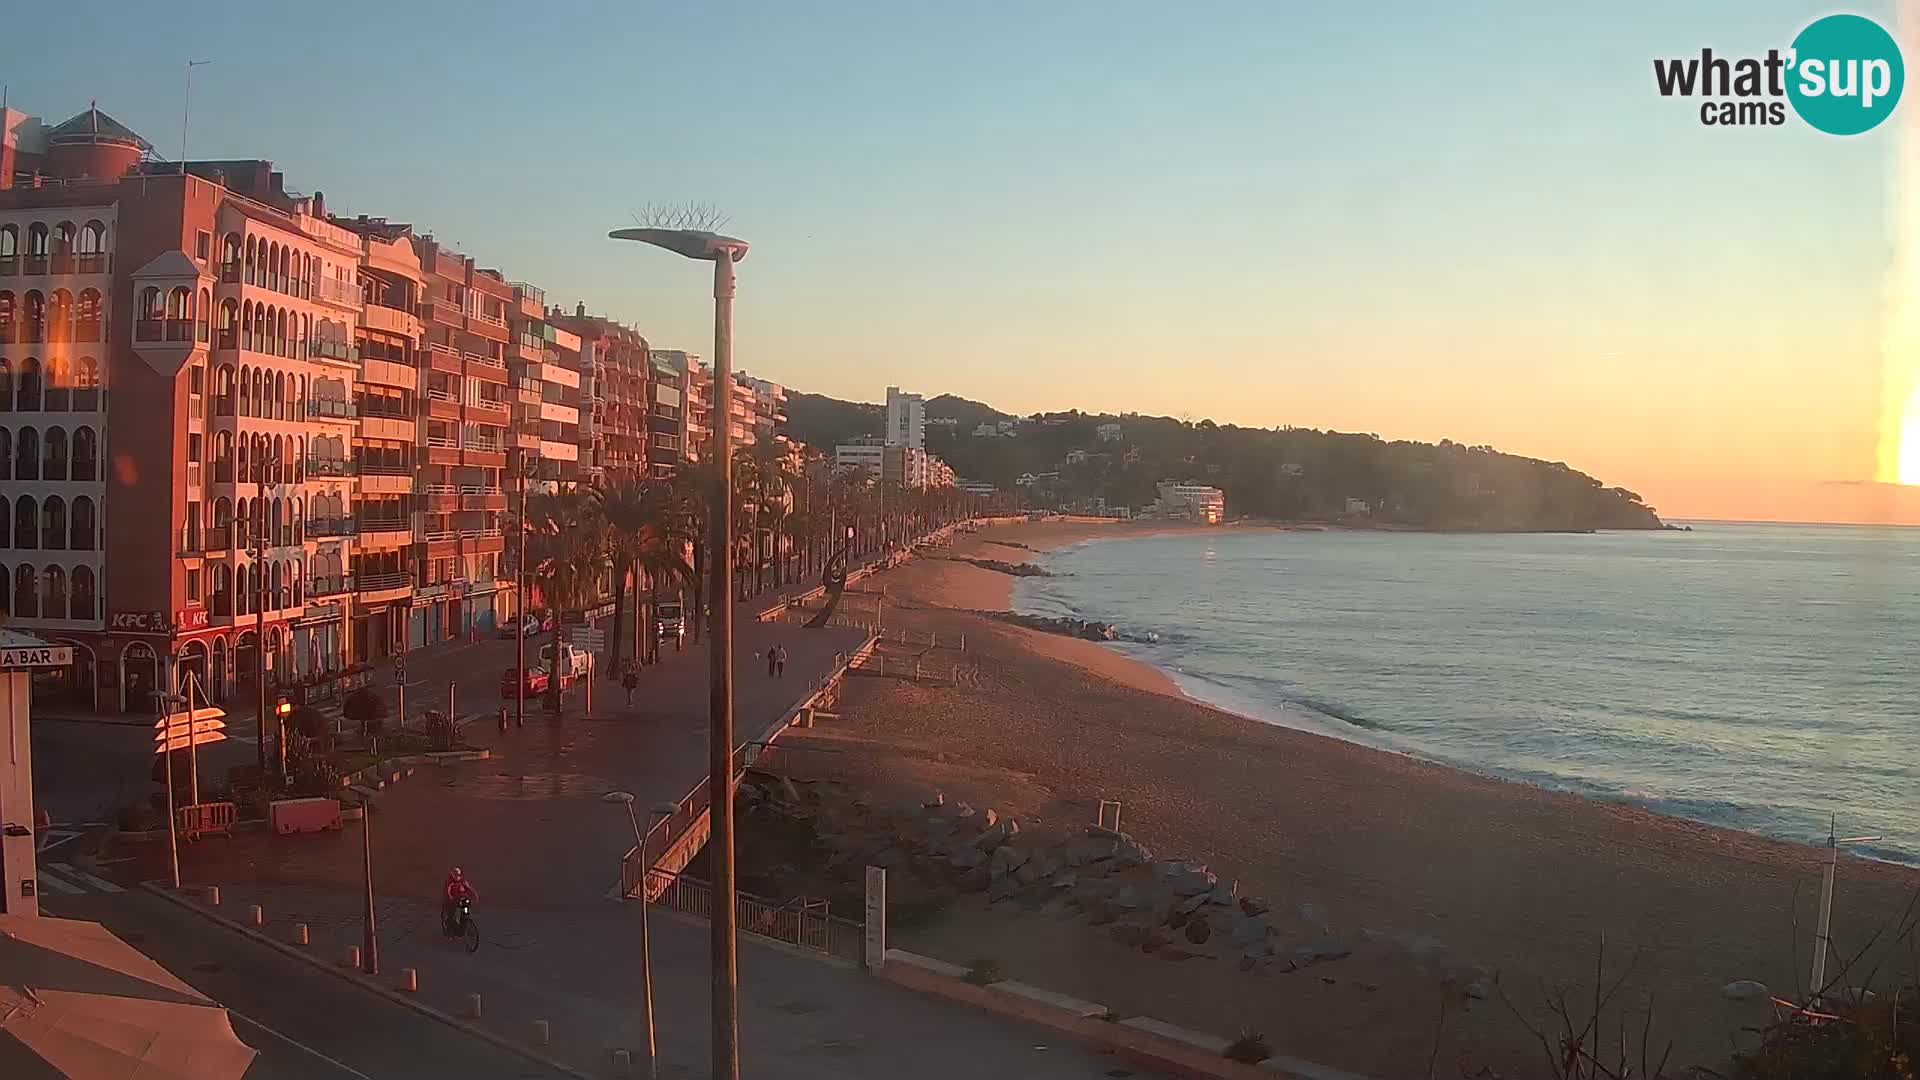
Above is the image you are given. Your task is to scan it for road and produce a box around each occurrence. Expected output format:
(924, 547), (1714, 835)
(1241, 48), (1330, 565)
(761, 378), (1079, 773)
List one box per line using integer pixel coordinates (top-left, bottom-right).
(39, 889), (563, 1079)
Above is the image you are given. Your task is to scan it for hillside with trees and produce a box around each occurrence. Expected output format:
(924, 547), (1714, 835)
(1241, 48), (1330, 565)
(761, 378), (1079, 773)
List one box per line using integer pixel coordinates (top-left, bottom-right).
(784, 394), (1661, 531)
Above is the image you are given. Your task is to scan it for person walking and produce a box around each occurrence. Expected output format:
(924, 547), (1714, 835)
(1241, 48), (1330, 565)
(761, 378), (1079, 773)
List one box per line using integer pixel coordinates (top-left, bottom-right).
(766, 644), (779, 678)
(622, 664), (638, 706)
(773, 643), (787, 679)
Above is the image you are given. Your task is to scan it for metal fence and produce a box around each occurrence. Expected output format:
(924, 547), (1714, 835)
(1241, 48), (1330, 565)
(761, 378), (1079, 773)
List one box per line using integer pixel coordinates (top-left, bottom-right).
(647, 870), (862, 961)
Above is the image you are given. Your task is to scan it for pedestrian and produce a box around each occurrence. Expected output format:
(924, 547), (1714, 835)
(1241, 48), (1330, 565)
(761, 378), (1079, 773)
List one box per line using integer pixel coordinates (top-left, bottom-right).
(497, 704), (509, 734)
(622, 665), (638, 706)
(774, 644), (787, 678)
(766, 645), (778, 678)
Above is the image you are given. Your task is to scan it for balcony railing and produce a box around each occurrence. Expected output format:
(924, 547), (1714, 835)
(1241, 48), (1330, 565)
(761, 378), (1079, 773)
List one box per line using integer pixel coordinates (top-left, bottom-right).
(309, 338), (359, 363)
(470, 309), (506, 329)
(423, 529), (458, 543)
(309, 576), (352, 597)
(357, 460), (413, 476)
(355, 572), (411, 592)
(308, 516), (358, 538)
(135, 318), (195, 342)
(425, 435), (459, 450)
(425, 388), (456, 402)
(467, 352), (505, 370)
(203, 526), (233, 551)
(306, 456), (356, 476)
(358, 517), (410, 533)
(308, 399), (355, 419)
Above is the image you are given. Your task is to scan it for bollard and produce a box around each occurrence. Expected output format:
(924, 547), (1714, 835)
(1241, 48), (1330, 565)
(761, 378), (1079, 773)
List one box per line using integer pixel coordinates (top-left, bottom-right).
(345, 945), (362, 969)
(533, 1020), (551, 1046)
(293, 922), (310, 946)
(400, 968), (418, 992)
(247, 904), (264, 928)
(205, 885), (221, 906)
(611, 1049), (633, 1078)
(465, 992), (482, 1019)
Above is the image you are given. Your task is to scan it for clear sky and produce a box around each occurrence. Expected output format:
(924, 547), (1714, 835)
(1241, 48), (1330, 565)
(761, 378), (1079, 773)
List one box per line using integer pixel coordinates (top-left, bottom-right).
(11, 1), (1918, 523)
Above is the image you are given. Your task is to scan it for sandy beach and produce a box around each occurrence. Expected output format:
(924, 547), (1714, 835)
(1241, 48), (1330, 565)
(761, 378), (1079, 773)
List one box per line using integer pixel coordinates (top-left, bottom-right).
(779, 517), (1920, 1077)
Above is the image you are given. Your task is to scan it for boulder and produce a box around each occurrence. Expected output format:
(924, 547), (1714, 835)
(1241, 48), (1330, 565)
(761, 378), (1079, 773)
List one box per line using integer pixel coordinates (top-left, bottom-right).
(1084, 899), (1117, 925)
(1050, 871), (1077, 890)
(989, 845), (1029, 878)
(1111, 922), (1150, 947)
(1153, 859), (1193, 880)
(1114, 840), (1152, 867)
(1112, 885), (1146, 911)
(1721, 980), (1768, 1002)
(1184, 918), (1212, 945)
(1170, 870), (1217, 897)
(1298, 901), (1327, 927)
(949, 846), (986, 871)
(1207, 881), (1237, 906)
(1240, 896), (1270, 916)
(1013, 860), (1048, 887)
(973, 819), (1018, 852)
(1228, 914), (1273, 950)
(1466, 980), (1490, 1001)
(1140, 928), (1171, 954)
(1177, 893), (1211, 916)
(979, 808), (999, 829)
(957, 868), (989, 893)
(1064, 836), (1117, 866)
(988, 877), (1020, 903)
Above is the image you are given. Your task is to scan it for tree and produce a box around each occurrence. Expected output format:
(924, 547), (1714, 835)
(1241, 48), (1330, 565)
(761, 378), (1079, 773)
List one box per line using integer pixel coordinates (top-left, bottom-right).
(671, 449), (722, 642)
(592, 474), (694, 668)
(343, 686), (387, 742)
(525, 490), (605, 712)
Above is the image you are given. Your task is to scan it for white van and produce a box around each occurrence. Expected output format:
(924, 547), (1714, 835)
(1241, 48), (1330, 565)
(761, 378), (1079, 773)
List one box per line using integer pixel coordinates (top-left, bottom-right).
(539, 642), (591, 680)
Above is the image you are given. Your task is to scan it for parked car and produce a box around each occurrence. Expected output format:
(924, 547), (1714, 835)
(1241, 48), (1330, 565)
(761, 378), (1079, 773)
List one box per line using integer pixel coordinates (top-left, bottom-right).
(500, 666), (549, 699)
(539, 642), (591, 680)
(497, 614), (541, 640)
(655, 601), (686, 649)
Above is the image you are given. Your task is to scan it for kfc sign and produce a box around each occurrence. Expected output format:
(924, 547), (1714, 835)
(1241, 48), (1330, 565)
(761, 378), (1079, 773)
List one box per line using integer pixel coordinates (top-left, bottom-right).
(175, 608), (210, 631)
(109, 611), (171, 633)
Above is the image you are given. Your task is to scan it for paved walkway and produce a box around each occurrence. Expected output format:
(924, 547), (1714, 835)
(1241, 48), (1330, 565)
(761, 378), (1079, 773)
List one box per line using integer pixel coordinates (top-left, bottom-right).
(179, 880), (1157, 1079)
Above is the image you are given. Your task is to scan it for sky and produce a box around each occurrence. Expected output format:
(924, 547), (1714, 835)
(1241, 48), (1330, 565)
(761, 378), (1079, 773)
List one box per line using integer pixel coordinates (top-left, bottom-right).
(11, 1), (1920, 523)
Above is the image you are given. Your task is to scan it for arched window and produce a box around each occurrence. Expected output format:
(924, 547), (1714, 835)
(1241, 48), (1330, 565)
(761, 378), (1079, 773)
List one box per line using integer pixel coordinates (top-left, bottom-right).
(72, 426), (96, 480)
(14, 496), (36, 549)
(17, 359), (40, 411)
(291, 499), (302, 544)
(43, 427), (66, 480)
(26, 223), (48, 258)
(279, 247), (292, 294)
(42, 358), (68, 411)
(71, 496), (95, 551)
(215, 363), (235, 415)
(198, 287), (211, 342)
(244, 235), (257, 285)
(0, 360), (10, 413)
(41, 497), (65, 551)
(51, 222), (75, 255)
(276, 308), (290, 358)
(13, 564), (36, 618)
(271, 497), (284, 545)
(235, 565), (249, 616)
(47, 289), (72, 343)
(217, 300), (238, 351)
(213, 430), (233, 483)
(0, 291), (14, 344)
(275, 372), (287, 421)
(42, 565), (65, 619)
(0, 225), (16, 258)
(240, 300), (254, 352)
(78, 220), (106, 255)
(235, 497), (250, 547)
(15, 427), (37, 480)
(273, 561), (286, 610)
(75, 288), (102, 342)
(210, 565), (230, 615)
(74, 358), (100, 411)
(222, 233), (242, 281)
(71, 566), (95, 620)
(0, 498), (7, 544)
(166, 286), (191, 341)
(23, 291), (45, 343)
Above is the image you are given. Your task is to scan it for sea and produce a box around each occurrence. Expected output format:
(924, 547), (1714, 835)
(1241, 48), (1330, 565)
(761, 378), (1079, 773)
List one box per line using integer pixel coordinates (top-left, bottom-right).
(1011, 522), (1920, 866)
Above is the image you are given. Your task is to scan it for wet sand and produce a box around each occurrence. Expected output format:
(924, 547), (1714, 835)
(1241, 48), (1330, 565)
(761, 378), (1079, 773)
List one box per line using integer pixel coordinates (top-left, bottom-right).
(781, 518), (1920, 1077)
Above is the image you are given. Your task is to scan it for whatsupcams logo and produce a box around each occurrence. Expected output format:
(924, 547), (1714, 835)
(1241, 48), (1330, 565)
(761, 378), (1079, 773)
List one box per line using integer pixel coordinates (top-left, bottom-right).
(1654, 13), (1904, 134)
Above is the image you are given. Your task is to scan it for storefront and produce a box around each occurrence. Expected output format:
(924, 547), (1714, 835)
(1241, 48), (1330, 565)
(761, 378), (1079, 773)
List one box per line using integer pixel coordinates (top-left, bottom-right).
(291, 602), (347, 681)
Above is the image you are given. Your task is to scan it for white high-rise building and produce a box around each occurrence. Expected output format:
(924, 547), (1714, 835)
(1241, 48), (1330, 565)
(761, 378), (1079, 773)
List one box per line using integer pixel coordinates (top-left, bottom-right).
(885, 386), (925, 449)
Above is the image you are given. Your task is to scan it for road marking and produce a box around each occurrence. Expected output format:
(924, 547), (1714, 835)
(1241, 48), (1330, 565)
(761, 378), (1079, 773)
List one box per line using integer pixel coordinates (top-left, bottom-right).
(51, 862), (124, 892)
(225, 1004), (377, 1080)
(35, 870), (84, 895)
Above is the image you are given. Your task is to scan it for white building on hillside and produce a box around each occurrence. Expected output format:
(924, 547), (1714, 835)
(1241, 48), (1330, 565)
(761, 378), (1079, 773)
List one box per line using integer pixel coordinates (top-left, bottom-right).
(1097, 422), (1122, 442)
(1156, 482), (1226, 524)
(885, 386), (925, 449)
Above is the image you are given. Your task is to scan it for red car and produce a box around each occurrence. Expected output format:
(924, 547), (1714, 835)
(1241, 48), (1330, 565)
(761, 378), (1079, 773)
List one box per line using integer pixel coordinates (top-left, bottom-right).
(499, 666), (549, 699)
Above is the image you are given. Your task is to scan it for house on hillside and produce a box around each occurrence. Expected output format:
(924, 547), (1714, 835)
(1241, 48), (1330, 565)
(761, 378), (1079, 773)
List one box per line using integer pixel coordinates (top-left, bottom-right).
(1097, 422), (1122, 442)
(1065, 449), (1088, 465)
(973, 423), (998, 437)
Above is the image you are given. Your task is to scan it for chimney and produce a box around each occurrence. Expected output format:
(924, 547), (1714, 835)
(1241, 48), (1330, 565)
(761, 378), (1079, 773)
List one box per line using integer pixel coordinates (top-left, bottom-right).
(311, 190), (325, 218)
(576, 301), (586, 317)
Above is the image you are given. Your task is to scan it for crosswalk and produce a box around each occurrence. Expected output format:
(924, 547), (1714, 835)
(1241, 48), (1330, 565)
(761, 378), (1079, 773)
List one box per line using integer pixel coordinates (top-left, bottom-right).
(37, 861), (125, 896)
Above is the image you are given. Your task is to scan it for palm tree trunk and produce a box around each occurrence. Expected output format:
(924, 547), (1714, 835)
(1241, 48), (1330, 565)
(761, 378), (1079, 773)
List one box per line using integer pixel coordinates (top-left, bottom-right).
(690, 538), (707, 643)
(608, 560), (629, 678)
(548, 619), (564, 714)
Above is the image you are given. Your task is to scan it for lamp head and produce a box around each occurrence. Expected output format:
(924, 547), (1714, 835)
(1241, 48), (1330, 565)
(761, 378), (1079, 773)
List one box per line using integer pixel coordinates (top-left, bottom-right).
(608, 228), (749, 263)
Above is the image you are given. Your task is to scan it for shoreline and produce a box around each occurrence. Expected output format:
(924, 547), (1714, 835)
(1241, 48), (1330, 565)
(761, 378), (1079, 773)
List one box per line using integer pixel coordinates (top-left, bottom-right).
(1003, 519), (1919, 869)
(788, 516), (1920, 1075)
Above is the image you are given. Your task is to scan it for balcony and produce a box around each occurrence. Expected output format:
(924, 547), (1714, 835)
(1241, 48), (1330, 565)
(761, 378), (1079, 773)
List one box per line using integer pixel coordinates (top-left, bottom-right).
(309, 338), (359, 364)
(308, 399), (356, 420)
(425, 435), (459, 450)
(318, 276), (362, 308)
(355, 572), (411, 593)
(135, 318), (195, 342)
(310, 576), (352, 598)
(306, 456), (356, 477)
(427, 343), (464, 375)
(422, 296), (465, 326)
(308, 516), (359, 538)
(357, 459), (412, 477)
(468, 399), (511, 423)
(358, 517), (410, 533)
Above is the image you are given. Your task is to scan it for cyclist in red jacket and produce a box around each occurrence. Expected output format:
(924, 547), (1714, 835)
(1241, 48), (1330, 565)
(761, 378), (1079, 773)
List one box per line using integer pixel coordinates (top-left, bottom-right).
(442, 867), (477, 934)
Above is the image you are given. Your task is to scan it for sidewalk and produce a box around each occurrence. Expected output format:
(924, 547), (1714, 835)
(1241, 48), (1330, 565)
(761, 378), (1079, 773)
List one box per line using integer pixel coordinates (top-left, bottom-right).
(170, 878), (1156, 1080)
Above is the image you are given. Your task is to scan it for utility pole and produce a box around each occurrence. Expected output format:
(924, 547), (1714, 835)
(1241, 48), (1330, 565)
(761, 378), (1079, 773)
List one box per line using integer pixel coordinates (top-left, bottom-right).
(708, 247), (741, 1080)
(179, 60), (210, 176)
(516, 461), (529, 728)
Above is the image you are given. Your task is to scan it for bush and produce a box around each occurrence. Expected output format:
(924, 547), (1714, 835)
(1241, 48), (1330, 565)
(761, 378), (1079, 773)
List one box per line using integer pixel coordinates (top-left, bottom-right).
(290, 705), (333, 750)
(1224, 1030), (1272, 1065)
(964, 954), (1002, 986)
(342, 687), (387, 728)
(1733, 987), (1919, 1079)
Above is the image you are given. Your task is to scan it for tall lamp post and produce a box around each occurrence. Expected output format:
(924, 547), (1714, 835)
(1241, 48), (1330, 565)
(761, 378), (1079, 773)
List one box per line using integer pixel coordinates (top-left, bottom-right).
(248, 450), (281, 783)
(609, 225), (748, 1080)
(515, 457), (536, 730)
(603, 791), (675, 1079)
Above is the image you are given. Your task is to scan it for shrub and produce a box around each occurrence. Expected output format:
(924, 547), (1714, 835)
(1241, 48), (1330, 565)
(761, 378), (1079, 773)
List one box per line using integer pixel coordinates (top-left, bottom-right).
(115, 801), (160, 832)
(342, 687), (387, 729)
(1733, 986), (1919, 1079)
(964, 954), (1002, 986)
(1225, 1030), (1272, 1065)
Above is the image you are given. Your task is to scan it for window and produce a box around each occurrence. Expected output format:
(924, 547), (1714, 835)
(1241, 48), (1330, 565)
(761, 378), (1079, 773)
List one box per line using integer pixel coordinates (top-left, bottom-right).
(196, 231), (211, 261)
(187, 568), (203, 602)
(190, 364), (204, 394)
(189, 432), (203, 464)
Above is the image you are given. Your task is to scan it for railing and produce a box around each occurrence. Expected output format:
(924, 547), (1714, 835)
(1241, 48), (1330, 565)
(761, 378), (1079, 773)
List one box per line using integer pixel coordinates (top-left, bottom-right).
(135, 318), (195, 342)
(308, 517), (358, 538)
(425, 435), (459, 449)
(318, 276), (361, 306)
(358, 517), (410, 533)
(643, 870), (857, 961)
(423, 529), (458, 543)
(467, 352), (505, 370)
(355, 572), (411, 592)
(203, 526), (232, 551)
(305, 456), (355, 476)
(469, 309), (506, 329)
(459, 484), (502, 496)
(422, 483), (459, 495)
(309, 576), (352, 597)
(307, 398), (355, 419)
(309, 338), (358, 363)
(358, 460), (413, 476)
(425, 388), (455, 402)
(427, 342), (463, 367)
(464, 527), (503, 539)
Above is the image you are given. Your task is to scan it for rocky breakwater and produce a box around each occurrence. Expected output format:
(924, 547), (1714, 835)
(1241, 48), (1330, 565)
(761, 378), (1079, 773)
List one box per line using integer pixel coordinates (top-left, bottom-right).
(991, 611), (1160, 645)
(744, 775), (1378, 982)
(950, 556), (1054, 577)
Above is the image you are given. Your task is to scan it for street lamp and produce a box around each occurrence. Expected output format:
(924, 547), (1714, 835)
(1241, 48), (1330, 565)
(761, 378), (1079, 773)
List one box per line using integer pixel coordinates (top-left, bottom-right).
(609, 225), (748, 1080)
(603, 790), (676, 1080)
(248, 449), (283, 784)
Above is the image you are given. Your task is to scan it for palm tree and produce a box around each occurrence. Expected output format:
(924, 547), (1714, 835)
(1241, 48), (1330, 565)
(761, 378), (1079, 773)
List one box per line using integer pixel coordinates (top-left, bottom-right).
(750, 436), (801, 590)
(591, 475), (693, 670)
(671, 449), (722, 642)
(525, 490), (604, 713)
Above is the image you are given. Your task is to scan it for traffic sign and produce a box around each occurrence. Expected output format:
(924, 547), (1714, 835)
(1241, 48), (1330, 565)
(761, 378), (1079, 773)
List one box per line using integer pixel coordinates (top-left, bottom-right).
(153, 718), (228, 742)
(155, 731), (228, 754)
(567, 627), (605, 649)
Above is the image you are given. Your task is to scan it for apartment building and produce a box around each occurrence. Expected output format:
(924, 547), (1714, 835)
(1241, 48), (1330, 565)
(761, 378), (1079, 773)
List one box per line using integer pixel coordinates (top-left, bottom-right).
(504, 283), (584, 496)
(645, 350), (685, 477)
(885, 385), (925, 449)
(551, 304), (651, 481)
